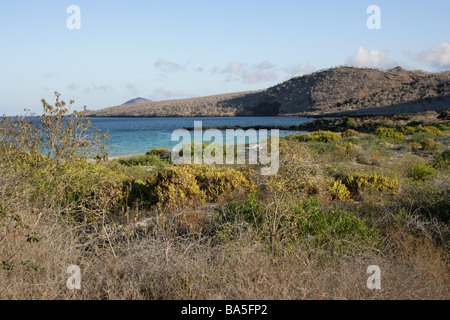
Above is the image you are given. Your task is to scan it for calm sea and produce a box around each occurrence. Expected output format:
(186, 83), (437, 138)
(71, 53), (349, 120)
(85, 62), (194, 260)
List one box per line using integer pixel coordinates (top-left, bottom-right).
(10, 116), (314, 157)
(86, 116), (317, 157)
(89, 116), (315, 157)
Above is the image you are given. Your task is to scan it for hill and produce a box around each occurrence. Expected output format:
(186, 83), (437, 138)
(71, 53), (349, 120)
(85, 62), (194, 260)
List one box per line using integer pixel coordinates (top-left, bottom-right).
(87, 66), (450, 117)
(122, 97), (152, 105)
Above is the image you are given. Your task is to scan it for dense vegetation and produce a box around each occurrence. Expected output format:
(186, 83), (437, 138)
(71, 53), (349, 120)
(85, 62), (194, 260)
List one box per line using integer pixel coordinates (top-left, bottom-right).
(1, 93), (449, 299)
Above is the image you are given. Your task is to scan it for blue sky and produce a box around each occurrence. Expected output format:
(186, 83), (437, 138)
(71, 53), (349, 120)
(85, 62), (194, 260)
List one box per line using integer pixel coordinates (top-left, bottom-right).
(0, 0), (449, 115)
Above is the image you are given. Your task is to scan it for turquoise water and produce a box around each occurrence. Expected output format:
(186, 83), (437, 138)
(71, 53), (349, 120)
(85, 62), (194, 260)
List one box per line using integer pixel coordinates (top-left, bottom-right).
(87, 117), (314, 157)
(7, 116), (312, 157)
(86, 116), (314, 157)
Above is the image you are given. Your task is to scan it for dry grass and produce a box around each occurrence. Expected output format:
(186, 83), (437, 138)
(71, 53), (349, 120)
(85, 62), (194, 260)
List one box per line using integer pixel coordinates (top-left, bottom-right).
(1, 204), (448, 300)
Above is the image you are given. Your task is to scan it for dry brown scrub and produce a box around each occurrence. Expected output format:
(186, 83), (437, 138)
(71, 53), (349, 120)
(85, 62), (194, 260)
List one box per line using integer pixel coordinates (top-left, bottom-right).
(1, 214), (448, 300)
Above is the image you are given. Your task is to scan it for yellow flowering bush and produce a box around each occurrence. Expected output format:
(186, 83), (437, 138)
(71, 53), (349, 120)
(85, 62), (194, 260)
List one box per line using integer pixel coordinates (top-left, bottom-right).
(148, 164), (254, 209)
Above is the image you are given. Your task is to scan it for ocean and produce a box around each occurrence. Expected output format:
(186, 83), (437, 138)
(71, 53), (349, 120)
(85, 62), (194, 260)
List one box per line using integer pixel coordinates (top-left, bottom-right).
(88, 116), (314, 157)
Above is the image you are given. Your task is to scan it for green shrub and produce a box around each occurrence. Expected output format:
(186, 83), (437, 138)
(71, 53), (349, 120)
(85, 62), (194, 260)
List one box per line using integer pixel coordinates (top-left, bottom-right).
(213, 190), (262, 242)
(341, 129), (360, 138)
(345, 118), (358, 129)
(114, 154), (170, 169)
(177, 141), (228, 160)
(126, 179), (153, 208)
(408, 164), (437, 181)
(146, 148), (170, 156)
(410, 142), (421, 152)
(430, 121), (450, 131)
(148, 164), (254, 209)
(375, 127), (406, 140)
(423, 126), (443, 136)
(29, 158), (128, 220)
(288, 198), (380, 252)
(296, 131), (341, 143)
(420, 139), (440, 152)
(406, 120), (425, 127)
(402, 125), (442, 136)
(410, 131), (435, 143)
(214, 196), (380, 253)
(340, 173), (399, 196)
(0, 92), (126, 222)
(399, 179), (450, 224)
(335, 141), (356, 153)
(307, 141), (335, 155)
(432, 150), (450, 170)
(329, 180), (351, 200)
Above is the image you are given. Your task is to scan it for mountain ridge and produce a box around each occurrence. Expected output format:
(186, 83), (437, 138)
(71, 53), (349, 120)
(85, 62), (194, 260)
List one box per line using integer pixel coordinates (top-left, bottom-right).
(87, 66), (450, 117)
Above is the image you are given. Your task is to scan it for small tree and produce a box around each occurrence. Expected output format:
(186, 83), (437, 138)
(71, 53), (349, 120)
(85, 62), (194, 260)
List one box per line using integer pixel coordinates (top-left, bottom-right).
(38, 91), (109, 162)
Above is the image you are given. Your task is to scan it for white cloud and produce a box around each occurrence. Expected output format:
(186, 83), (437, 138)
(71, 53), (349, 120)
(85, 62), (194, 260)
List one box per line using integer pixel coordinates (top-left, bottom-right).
(420, 42), (450, 69)
(221, 62), (244, 74)
(347, 46), (388, 68)
(83, 83), (113, 95)
(285, 62), (315, 75)
(242, 69), (277, 84)
(220, 61), (278, 84)
(255, 60), (275, 70)
(154, 58), (184, 72)
(150, 88), (187, 100)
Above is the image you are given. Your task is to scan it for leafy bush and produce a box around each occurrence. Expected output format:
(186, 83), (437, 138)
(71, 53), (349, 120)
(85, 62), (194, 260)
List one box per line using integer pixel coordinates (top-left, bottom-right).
(340, 173), (399, 197)
(408, 164), (437, 181)
(345, 118), (358, 129)
(432, 150), (450, 170)
(307, 141), (335, 155)
(329, 180), (351, 200)
(335, 141), (356, 154)
(341, 129), (359, 137)
(406, 120), (425, 127)
(114, 154), (170, 168)
(430, 121), (450, 131)
(213, 190), (262, 242)
(126, 179), (153, 208)
(399, 179), (450, 224)
(410, 131), (435, 143)
(0, 92), (126, 221)
(375, 127), (406, 140)
(410, 142), (421, 152)
(146, 148), (170, 156)
(296, 131), (341, 143)
(402, 125), (442, 136)
(214, 196), (380, 253)
(288, 198), (380, 252)
(420, 139), (440, 152)
(148, 164), (254, 209)
(423, 126), (443, 136)
(30, 158), (127, 216)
